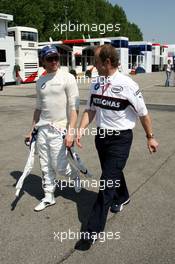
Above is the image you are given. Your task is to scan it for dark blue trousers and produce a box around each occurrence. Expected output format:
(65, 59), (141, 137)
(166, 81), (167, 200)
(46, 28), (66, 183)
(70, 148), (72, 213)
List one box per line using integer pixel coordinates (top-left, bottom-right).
(87, 129), (133, 234)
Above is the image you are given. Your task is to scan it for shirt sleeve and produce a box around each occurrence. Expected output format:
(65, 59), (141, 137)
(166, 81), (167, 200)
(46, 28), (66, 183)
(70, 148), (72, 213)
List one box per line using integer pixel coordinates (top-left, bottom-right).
(65, 73), (79, 111)
(85, 84), (96, 111)
(127, 81), (148, 117)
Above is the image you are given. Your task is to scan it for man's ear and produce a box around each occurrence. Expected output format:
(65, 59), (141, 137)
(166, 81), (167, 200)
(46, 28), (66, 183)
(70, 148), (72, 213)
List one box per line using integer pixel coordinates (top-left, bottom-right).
(104, 58), (111, 66)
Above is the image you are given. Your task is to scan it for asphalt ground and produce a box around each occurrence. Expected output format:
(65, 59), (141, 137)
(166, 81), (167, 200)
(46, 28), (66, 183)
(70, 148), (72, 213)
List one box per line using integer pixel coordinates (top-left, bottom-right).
(0, 72), (175, 264)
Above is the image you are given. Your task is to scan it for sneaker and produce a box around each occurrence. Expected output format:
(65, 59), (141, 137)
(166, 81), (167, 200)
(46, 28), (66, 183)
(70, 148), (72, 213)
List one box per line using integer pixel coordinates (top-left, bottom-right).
(74, 175), (82, 193)
(110, 198), (130, 213)
(34, 197), (56, 212)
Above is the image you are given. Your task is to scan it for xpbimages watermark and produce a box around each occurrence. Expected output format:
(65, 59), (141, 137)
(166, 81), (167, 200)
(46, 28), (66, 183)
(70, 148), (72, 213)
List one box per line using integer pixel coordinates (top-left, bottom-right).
(53, 229), (120, 243)
(63, 127), (121, 138)
(54, 179), (120, 191)
(53, 21), (120, 34)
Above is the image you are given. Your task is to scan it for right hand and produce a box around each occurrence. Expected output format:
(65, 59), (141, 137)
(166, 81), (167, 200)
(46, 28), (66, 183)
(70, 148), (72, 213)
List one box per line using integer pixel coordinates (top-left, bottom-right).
(147, 138), (159, 153)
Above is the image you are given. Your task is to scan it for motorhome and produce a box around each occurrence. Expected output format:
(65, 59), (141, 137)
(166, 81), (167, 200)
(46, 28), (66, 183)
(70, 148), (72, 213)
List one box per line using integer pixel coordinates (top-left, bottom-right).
(109, 37), (129, 74)
(8, 26), (39, 82)
(0, 13), (15, 84)
(129, 41), (152, 73)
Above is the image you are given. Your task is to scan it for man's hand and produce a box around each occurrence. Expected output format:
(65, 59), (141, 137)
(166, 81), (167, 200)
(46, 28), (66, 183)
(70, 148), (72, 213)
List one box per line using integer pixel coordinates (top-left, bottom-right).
(76, 128), (86, 148)
(24, 131), (32, 146)
(147, 138), (159, 153)
(76, 131), (83, 148)
(64, 133), (74, 148)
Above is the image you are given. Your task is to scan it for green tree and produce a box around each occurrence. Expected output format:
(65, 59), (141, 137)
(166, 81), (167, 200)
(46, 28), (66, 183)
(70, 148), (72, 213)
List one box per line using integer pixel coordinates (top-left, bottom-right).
(0, 0), (143, 41)
(126, 22), (143, 41)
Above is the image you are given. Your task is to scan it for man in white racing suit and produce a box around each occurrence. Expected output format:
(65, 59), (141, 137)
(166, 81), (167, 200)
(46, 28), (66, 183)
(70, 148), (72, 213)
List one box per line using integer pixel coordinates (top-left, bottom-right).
(26, 45), (80, 211)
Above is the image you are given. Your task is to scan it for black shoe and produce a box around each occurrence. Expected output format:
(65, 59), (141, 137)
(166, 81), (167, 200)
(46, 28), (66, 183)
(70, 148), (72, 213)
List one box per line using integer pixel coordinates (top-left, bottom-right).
(74, 238), (93, 251)
(74, 232), (97, 251)
(110, 198), (130, 213)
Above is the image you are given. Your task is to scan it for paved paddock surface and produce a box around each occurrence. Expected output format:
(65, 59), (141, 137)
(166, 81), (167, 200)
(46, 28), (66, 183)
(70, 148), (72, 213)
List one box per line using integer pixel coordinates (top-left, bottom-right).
(0, 72), (175, 264)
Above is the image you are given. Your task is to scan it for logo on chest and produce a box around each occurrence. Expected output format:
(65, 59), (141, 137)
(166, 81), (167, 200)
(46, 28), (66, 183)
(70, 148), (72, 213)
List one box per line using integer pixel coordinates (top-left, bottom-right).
(111, 86), (123, 94)
(94, 83), (100, 91)
(41, 83), (46, 89)
(90, 94), (131, 111)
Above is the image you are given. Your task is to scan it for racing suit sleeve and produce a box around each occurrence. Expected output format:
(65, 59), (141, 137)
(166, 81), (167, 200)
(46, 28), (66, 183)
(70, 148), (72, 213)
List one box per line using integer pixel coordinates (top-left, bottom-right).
(65, 74), (80, 111)
(35, 83), (42, 110)
(127, 81), (148, 117)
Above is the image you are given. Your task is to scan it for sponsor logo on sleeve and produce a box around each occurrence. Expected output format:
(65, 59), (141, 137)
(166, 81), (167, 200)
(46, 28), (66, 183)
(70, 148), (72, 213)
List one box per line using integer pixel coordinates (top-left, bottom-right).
(134, 89), (143, 98)
(134, 89), (141, 96)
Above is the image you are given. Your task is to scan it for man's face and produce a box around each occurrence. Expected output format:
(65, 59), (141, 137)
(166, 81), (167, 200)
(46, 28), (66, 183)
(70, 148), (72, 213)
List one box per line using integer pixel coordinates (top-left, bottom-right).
(43, 54), (60, 73)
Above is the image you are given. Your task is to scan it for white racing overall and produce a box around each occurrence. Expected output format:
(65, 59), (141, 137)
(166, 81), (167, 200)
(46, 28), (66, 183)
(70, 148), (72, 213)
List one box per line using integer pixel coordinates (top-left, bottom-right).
(35, 69), (79, 199)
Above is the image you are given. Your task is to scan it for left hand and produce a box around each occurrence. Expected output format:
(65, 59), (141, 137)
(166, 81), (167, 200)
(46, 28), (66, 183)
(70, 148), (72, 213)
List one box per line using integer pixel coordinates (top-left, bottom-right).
(147, 138), (159, 153)
(75, 128), (84, 148)
(64, 133), (74, 148)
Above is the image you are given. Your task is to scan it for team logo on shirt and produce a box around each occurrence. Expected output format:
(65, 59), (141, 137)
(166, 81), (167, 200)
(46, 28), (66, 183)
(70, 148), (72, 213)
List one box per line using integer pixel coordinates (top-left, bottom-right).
(111, 86), (123, 94)
(94, 83), (100, 90)
(90, 94), (131, 111)
(41, 83), (46, 89)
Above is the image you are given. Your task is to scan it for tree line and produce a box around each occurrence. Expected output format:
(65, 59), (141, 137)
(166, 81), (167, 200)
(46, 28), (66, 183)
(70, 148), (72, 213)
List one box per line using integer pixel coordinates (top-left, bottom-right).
(0, 0), (143, 41)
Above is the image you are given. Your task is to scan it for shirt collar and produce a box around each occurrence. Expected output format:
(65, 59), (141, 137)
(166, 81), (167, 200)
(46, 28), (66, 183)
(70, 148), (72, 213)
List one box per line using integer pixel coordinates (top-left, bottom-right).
(108, 69), (119, 82)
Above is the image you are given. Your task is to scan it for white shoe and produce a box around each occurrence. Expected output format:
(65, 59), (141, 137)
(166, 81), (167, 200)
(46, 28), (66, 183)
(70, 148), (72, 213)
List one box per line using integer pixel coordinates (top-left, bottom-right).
(74, 175), (82, 193)
(34, 197), (56, 212)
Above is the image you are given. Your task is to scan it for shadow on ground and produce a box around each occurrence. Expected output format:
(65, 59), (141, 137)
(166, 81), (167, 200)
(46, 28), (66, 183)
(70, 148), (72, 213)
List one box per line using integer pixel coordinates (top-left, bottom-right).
(10, 171), (97, 227)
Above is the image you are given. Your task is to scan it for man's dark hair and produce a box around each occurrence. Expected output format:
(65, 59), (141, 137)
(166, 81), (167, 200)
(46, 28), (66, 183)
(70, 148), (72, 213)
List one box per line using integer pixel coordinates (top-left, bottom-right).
(96, 44), (119, 68)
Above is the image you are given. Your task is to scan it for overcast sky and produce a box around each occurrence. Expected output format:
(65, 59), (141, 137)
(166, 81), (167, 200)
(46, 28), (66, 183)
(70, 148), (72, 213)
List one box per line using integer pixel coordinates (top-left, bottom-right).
(109, 0), (175, 44)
